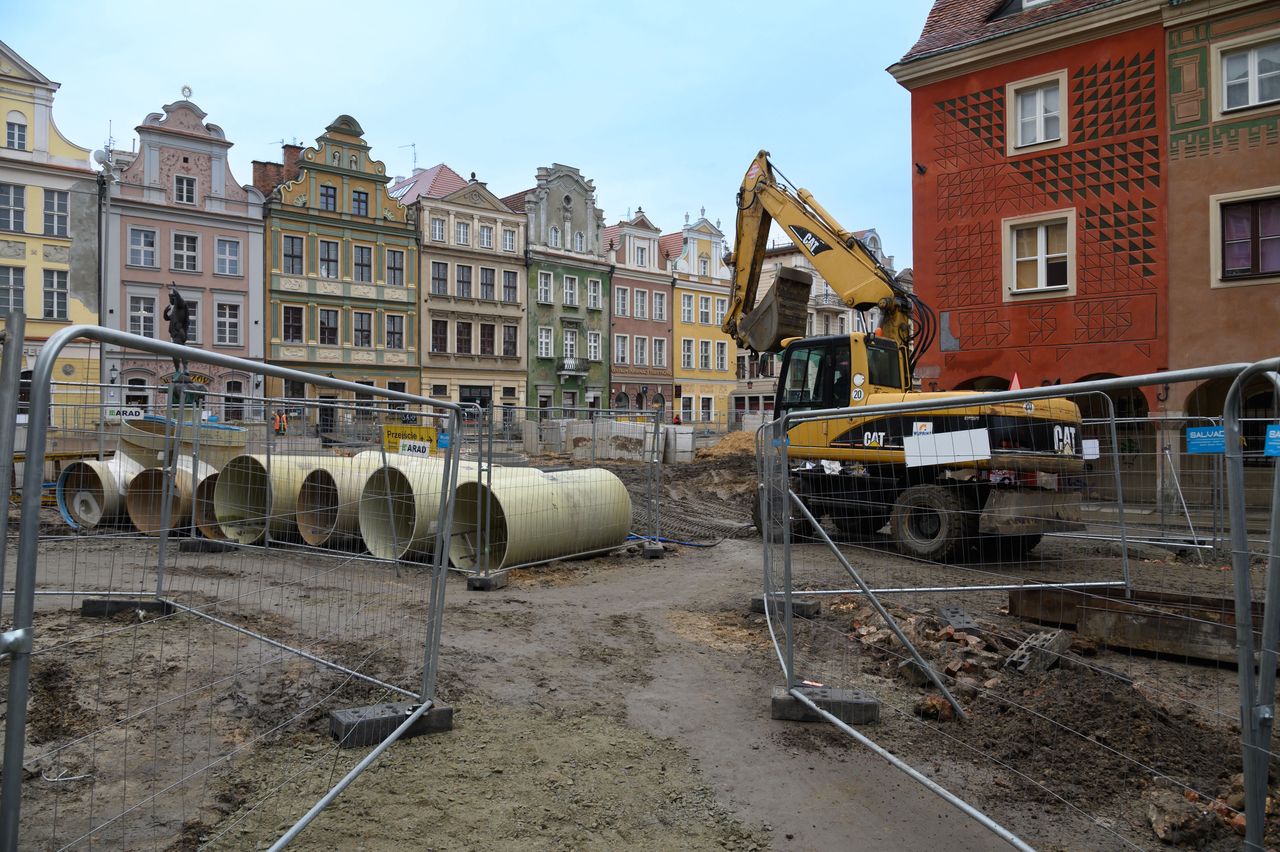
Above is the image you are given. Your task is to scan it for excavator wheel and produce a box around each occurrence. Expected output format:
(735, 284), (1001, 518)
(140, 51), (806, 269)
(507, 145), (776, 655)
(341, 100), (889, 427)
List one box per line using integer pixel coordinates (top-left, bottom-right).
(890, 485), (975, 562)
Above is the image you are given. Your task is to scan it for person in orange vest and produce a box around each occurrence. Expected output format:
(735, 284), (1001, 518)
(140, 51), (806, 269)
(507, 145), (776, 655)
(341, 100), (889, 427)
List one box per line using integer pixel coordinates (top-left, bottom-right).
(272, 410), (281, 434)
(280, 410), (289, 435)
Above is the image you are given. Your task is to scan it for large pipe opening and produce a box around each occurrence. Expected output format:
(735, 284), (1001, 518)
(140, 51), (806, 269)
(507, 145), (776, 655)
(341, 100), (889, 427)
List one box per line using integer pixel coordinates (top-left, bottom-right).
(358, 465), (423, 561)
(451, 481), (508, 569)
(213, 455), (270, 544)
(124, 460), (212, 536)
(297, 469), (339, 547)
(56, 455), (145, 530)
(192, 472), (225, 540)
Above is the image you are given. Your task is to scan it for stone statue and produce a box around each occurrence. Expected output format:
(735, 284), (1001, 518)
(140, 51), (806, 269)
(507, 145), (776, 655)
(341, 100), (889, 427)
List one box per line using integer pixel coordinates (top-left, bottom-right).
(163, 283), (189, 373)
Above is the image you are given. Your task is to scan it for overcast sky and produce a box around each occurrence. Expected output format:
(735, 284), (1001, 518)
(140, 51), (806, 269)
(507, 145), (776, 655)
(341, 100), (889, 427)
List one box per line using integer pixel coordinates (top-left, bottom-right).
(8, 0), (931, 268)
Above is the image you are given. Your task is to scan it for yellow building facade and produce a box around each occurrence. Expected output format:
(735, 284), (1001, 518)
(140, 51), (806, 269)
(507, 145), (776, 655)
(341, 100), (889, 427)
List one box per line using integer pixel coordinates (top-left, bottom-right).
(1, 42), (100, 429)
(665, 213), (736, 424)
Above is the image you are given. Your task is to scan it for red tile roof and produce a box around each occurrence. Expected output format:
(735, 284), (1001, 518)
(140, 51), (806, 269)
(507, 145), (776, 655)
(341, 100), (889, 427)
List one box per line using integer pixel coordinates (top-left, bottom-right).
(500, 188), (534, 215)
(601, 224), (622, 254)
(658, 233), (684, 263)
(900, 0), (1124, 63)
(388, 163), (469, 203)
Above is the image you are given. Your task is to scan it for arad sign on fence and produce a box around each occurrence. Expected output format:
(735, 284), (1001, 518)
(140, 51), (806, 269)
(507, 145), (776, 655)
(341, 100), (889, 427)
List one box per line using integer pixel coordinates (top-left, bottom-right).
(382, 423), (437, 456)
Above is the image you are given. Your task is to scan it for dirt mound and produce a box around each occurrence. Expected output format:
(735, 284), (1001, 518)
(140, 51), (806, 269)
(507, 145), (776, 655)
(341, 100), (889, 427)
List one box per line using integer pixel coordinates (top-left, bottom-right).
(28, 657), (100, 744)
(699, 431), (757, 458)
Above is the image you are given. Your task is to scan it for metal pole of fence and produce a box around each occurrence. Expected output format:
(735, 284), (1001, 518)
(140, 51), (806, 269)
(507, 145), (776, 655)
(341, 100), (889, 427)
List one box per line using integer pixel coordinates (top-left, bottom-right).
(421, 407), (461, 701)
(154, 384), (181, 598)
(483, 405), (495, 578)
(0, 312), (25, 615)
(1099, 393), (1132, 593)
(591, 410), (597, 465)
(776, 417), (796, 689)
(1163, 446), (1205, 565)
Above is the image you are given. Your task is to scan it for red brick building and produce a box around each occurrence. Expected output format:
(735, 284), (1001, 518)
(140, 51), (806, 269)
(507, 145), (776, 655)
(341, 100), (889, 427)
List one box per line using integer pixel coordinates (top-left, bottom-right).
(890, 0), (1169, 407)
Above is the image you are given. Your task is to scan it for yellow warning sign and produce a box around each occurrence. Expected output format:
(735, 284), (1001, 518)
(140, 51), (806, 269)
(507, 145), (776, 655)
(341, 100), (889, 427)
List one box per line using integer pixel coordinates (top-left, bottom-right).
(381, 423), (437, 456)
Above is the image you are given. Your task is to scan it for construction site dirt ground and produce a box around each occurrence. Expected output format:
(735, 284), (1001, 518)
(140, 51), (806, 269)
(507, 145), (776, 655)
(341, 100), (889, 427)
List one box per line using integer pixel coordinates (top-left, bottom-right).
(8, 445), (1274, 850)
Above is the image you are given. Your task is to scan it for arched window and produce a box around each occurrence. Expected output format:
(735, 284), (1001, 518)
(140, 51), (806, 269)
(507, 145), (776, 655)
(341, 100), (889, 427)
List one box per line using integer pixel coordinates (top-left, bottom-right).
(225, 379), (245, 421)
(125, 377), (150, 408)
(613, 391), (629, 410)
(653, 393), (665, 416)
(698, 255), (710, 276)
(635, 391), (646, 410)
(6, 110), (27, 150)
(549, 226), (561, 248)
(573, 231), (585, 252)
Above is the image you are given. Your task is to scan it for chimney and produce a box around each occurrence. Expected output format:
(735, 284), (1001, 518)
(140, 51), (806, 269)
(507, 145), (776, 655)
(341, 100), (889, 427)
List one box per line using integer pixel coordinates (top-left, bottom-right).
(281, 144), (304, 183)
(251, 160), (284, 196)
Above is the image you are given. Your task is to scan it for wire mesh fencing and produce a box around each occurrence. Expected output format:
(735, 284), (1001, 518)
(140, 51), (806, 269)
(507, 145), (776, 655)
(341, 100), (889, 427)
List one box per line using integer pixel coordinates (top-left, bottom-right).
(756, 362), (1278, 850)
(1, 320), (463, 851)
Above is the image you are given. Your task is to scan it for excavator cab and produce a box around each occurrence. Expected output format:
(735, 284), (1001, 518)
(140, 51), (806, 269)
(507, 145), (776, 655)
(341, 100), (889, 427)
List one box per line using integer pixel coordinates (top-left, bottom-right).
(738, 265), (813, 354)
(775, 334), (907, 421)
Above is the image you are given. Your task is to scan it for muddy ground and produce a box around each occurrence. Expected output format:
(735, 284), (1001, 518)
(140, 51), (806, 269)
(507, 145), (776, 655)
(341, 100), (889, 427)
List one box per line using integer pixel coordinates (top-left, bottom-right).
(6, 447), (1275, 850)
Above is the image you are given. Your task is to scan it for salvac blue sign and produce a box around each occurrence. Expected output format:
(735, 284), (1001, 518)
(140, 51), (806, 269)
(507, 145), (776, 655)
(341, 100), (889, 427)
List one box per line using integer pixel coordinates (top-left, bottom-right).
(1186, 426), (1225, 454)
(1266, 424), (1280, 457)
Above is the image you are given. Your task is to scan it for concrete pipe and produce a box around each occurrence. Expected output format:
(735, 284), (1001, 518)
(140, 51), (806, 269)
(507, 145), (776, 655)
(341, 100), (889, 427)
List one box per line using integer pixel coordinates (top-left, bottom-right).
(449, 468), (632, 571)
(296, 451), (387, 549)
(212, 454), (336, 545)
(125, 457), (216, 535)
(192, 472), (225, 540)
(121, 415), (248, 469)
(56, 453), (146, 530)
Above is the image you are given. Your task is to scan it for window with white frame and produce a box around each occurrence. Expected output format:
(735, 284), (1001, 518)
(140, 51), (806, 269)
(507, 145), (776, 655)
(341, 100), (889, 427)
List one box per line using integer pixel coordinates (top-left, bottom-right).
(653, 291), (666, 321)
(699, 256), (709, 276)
(44, 190), (68, 237)
(480, 323), (496, 355)
(681, 338), (693, 369)
(479, 225), (494, 248)
(386, 314), (405, 349)
(614, 334), (628, 364)
(172, 233), (198, 272)
(587, 331), (601, 361)
(615, 286), (628, 316)
(130, 294), (157, 338)
(354, 245), (373, 282)
(387, 249), (405, 286)
(700, 396), (713, 422)
(0, 184), (22, 232)
(480, 267), (496, 300)
(1004, 212), (1074, 295)
(431, 261), (448, 295)
(457, 321), (474, 354)
(635, 244), (647, 267)
(174, 175), (196, 204)
(455, 264), (472, 298)
(1007, 71), (1067, 153)
(574, 231), (585, 252)
(431, 218), (445, 241)
(587, 278), (601, 308)
(563, 328), (577, 359)
(6, 117), (25, 150)
(698, 296), (711, 324)
(319, 308), (340, 345)
(634, 336), (647, 366)
(320, 240), (339, 278)
(456, 221), (470, 246)
(699, 340), (711, 370)
(0, 267), (22, 312)
(42, 269), (67, 319)
(215, 238), (241, 275)
(502, 228), (516, 251)
(183, 299), (200, 343)
(681, 293), (693, 323)
(537, 271), (552, 303)
(283, 234), (304, 274)
(563, 275), (578, 306)
(634, 290), (648, 319)
(216, 302), (241, 345)
(503, 324), (518, 356)
(652, 337), (666, 367)
(282, 305), (304, 343)
(129, 227), (157, 267)
(714, 297), (727, 326)
(548, 226), (561, 248)
(1223, 38), (1280, 112)
(715, 341), (727, 371)
(503, 270), (518, 303)
(537, 326), (553, 358)
(838, 314), (846, 335)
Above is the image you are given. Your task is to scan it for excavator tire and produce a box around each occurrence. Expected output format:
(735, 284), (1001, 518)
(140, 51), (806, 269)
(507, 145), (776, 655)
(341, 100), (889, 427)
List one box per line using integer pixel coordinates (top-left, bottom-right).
(890, 485), (974, 562)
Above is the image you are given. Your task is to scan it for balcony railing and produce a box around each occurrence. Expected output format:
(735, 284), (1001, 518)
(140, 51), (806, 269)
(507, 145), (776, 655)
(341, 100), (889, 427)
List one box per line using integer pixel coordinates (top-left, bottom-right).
(557, 357), (590, 376)
(812, 292), (845, 309)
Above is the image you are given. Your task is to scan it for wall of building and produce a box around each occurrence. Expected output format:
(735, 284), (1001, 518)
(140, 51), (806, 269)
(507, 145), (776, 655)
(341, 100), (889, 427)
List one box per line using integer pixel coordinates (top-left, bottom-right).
(669, 217), (736, 422)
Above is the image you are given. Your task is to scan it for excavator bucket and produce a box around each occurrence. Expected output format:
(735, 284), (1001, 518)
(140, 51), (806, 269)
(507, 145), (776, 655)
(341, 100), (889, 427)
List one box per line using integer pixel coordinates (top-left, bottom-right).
(739, 265), (814, 353)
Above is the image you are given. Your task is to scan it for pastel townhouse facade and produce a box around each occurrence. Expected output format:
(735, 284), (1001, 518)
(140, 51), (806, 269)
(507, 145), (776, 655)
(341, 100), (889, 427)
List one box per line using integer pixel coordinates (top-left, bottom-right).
(0, 41), (99, 423)
(253, 117), (419, 428)
(103, 98), (264, 419)
(390, 164), (527, 417)
(890, 0), (1171, 403)
(666, 212), (736, 424)
(502, 165), (611, 415)
(602, 209), (673, 414)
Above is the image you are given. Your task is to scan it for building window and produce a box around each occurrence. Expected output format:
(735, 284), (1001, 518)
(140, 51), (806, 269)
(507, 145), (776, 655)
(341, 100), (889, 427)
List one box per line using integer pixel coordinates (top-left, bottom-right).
(653, 292), (666, 321)
(615, 286), (628, 316)
(634, 290), (648, 319)
(129, 228), (157, 267)
(431, 319), (448, 352)
(653, 337), (666, 368)
(1223, 39), (1280, 112)
(352, 190), (369, 217)
(172, 233), (198, 272)
(456, 221), (470, 246)
(699, 257), (709, 276)
(175, 175), (196, 205)
(502, 229), (516, 252)
(43, 190), (68, 237)
(502, 324), (518, 356)
(0, 184), (23, 232)
(283, 235), (304, 274)
(130, 294), (157, 338)
(319, 308), (339, 345)
(0, 267), (23, 313)
(587, 331), (601, 361)
(502, 270), (518, 303)
(681, 338), (693, 369)
(700, 397), (713, 422)
(431, 261), (448, 295)
(224, 380), (244, 421)
(698, 296), (711, 324)
(838, 314), (846, 335)
(1006, 71), (1067, 153)
(634, 336), (647, 366)
(480, 323), (495, 355)
(456, 321), (472, 354)
(353, 245), (373, 282)
(282, 305), (304, 343)
(614, 334), (629, 364)
(456, 264), (472, 298)
(479, 225), (494, 248)
(1221, 195), (1280, 279)
(635, 245), (647, 267)
(480, 267), (496, 300)
(182, 299), (200, 343)
(387, 249), (405, 286)
(431, 217), (445, 241)
(587, 279), (601, 309)
(5, 119), (25, 150)
(216, 302), (242, 345)
(548, 226), (560, 248)
(386, 314), (404, 349)
(823, 314), (831, 336)
(681, 294), (694, 323)
(42, 269), (67, 319)
(715, 341), (727, 371)
(537, 326), (553, 358)
(564, 275), (578, 306)
(699, 340), (711, 370)
(563, 329), (577, 359)
(537, 271), (552, 303)
(387, 381), (407, 412)
(573, 231), (585, 252)
(284, 379), (306, 401)
(1007, 216), (1071, 293)
(320, 185), (337, 212)
(215, 238), (241, 275)
(714, 297), (727, 326)
(681, 396), (693, 422)
(319, 240), (339, 278)
(353, 311), (373, 347)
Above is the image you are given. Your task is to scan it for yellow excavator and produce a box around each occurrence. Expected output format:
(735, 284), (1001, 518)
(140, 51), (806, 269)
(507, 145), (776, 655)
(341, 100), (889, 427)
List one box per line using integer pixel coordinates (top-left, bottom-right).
(725, 151), (1084, 560)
